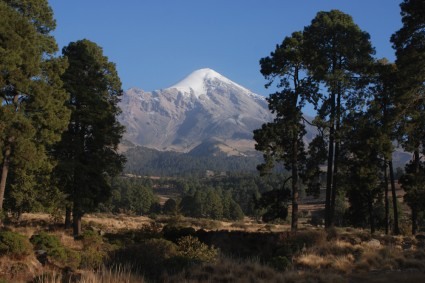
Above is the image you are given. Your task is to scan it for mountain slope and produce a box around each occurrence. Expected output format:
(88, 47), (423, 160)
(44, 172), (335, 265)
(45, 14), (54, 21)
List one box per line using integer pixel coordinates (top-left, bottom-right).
(119, 68), (273, 154)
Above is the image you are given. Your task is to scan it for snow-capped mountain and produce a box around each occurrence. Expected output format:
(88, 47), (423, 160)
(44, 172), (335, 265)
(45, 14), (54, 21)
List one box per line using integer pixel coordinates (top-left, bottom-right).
(119, 68), (273, 155)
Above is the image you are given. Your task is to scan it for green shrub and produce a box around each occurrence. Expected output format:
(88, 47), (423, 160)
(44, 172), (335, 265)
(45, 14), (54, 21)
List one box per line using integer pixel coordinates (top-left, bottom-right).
(30, 232), (67, 261)
(30, 232), (80, 268)
(0, 231), (32, 259)
(64, 249), (81, 270)
(177, 236), (218, 263)
(79, 230), (107, 269)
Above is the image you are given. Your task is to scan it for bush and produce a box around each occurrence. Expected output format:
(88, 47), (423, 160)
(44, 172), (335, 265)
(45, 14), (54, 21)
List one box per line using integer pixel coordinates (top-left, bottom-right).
(79, 230), (107, 269)
(111, 238), (180, 279)
(30, 232), (67, 261)
(276, 230), (327, 258)
(30, 232), (80, 268)
(269, 256), (291, 271)
(0, 231), (32, 259)
(177, 235), (218, 263)
(163, 224), (196, 242)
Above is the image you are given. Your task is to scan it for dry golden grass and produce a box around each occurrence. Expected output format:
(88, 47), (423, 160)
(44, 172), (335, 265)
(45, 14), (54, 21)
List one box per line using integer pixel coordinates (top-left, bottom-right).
(3, 212), (425, 283)
(167, 257), (348, 283)
(34, 265), (146, 283)
(0, 253), (43, 282)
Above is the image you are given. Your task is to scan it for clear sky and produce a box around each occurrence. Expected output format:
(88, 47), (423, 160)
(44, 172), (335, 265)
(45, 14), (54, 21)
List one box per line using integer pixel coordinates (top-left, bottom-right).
(49, 0), (403, 97)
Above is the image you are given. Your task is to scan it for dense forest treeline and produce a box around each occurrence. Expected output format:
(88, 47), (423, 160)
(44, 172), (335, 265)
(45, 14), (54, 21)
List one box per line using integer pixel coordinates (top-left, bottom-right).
(124, 146), (265, 177)
(96, 174), (293, 222)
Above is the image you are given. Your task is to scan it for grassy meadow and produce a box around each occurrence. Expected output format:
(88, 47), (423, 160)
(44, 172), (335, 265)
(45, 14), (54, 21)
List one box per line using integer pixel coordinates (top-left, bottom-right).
(0, 209), (424, 283)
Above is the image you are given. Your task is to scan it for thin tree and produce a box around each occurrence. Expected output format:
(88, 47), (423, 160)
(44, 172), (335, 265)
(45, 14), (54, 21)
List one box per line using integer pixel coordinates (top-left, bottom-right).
(368, 59), (400, 234)
(254, 32), (318, 231)
(55, 39), (125, 237)
(391, 0), (425, 235)
(0, 0), (70, 218)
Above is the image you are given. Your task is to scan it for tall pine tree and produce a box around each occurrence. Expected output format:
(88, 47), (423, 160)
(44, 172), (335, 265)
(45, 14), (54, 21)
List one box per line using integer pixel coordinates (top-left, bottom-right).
(303, 10), (375, 228)
(254, 32), (318, 230)
(55, 39), (125, 236)
(0, 0), (70, 218)
(391, 0), (425, 235)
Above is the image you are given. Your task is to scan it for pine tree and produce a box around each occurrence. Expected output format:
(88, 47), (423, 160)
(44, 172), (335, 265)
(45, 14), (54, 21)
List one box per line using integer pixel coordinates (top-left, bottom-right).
(342, 112), (386, 233)
(55, 39), (125, 236)
(0, 0), (70, 217)
(368, 59), (400, 234)
(391, 0), (425, 235)
(254, 31), (317, 230)
(303, 10), (375, 228)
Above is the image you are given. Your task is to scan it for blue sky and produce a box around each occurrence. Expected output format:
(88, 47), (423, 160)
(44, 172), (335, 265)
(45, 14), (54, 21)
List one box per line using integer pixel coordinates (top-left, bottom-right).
(49, 0), (403, 97)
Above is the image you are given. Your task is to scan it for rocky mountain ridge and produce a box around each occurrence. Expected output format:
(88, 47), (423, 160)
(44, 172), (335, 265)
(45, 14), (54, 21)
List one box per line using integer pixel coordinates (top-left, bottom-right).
(119, 68), (273, 155)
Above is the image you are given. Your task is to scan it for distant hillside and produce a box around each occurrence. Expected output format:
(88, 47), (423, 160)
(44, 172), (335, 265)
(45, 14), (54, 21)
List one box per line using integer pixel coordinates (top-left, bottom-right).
(124, 146), (263, 177)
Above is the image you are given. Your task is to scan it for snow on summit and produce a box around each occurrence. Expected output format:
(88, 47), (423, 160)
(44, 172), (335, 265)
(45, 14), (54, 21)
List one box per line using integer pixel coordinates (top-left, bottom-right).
(168, 68), (260, 99)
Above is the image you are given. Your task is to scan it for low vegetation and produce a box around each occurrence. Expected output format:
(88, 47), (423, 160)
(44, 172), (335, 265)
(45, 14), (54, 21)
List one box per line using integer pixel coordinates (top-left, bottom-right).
(0, 213), (425, 282)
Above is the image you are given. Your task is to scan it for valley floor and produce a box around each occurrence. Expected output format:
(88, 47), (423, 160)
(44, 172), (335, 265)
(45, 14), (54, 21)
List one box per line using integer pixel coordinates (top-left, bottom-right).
(1, 212), (424, 283)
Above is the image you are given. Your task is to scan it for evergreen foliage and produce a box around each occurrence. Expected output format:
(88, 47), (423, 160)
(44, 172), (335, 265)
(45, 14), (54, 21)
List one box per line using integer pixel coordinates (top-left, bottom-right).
(54, 39), (125, 236)
(0, 230), (32, 259)
(0, 0), (70, 216)
(392, 0), (425, 235)
(254, 31), (317, 230)
(102, 177), (158, 215)
(303, 10), (375, 228)
(124, 146), (262, 177)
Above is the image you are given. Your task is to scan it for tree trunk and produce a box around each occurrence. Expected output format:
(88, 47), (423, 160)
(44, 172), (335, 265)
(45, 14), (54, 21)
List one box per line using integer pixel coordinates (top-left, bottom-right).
(0, 146), (11, 212)
(73, 211), (82, 238)
(368, 195), (375, 234)
(325, 91), (336, 228)
(65, 206), (72, 229)
(384, 161), (390, 235)
(388, 159), (399, 235)
(291, 138), (299, 232)
(412, 207), (418, 235)
(330, 92), (341, 227)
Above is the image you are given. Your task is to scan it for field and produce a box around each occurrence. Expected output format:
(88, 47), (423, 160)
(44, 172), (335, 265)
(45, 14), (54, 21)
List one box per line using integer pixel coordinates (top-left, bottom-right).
(1, 206), (424, 283)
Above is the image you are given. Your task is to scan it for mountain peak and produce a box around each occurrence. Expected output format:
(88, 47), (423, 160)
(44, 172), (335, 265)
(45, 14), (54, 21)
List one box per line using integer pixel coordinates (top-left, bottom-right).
(167, 68), (250, 98)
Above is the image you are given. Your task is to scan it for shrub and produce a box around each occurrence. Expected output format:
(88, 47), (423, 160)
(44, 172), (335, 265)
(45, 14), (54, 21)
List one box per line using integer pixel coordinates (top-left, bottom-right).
(177, 235), (218, 263)
(30, 232), (80, 268)
(30, 232), (67, 261)
(162, 224), (196, 243)
(276, 230), (327, 258)
(269, 256), (291, 271)
(0, 231), (32, 259)
(79, 230), (107, 269)
(111, 238), (180, 279)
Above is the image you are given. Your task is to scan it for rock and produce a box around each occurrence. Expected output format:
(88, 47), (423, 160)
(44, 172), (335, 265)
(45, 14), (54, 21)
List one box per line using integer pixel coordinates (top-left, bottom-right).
(35, 250), (48, 265)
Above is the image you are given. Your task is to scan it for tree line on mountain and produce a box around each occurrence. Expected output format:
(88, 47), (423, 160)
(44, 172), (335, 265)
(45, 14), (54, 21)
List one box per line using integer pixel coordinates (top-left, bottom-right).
(124, 146), (263, 177)
(254, 0), (425, 235)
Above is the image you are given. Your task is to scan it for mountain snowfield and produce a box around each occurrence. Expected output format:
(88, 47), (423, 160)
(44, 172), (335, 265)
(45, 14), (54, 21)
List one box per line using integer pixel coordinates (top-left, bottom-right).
(118, 68), (273, 155)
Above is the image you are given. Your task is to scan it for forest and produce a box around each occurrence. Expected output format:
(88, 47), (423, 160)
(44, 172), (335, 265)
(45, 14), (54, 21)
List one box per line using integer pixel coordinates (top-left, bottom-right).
(0, 0), (424, 282)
